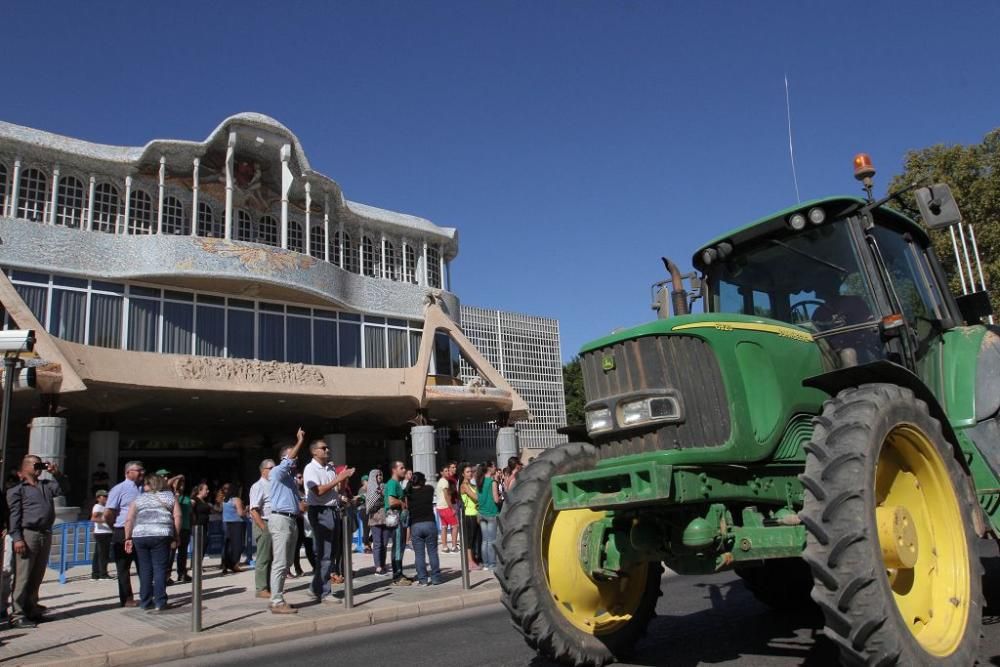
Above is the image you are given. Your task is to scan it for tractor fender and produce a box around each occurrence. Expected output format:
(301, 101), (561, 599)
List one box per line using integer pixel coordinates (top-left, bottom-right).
(804, 360), (987, 536)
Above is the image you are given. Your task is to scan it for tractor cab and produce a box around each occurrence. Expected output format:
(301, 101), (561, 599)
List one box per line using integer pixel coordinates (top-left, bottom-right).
(694, 195), (959, 373)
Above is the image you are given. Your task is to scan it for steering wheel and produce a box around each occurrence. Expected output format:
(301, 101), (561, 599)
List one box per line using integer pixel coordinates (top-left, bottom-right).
(790, 299), (826, 325)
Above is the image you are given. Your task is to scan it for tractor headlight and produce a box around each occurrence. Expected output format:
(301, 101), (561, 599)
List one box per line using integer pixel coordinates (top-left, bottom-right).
(620, 396), (681, 427)
(585, 407), (613, 434)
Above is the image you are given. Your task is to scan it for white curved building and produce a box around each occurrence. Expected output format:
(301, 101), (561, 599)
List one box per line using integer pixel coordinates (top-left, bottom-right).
(0, 113), (526, 496)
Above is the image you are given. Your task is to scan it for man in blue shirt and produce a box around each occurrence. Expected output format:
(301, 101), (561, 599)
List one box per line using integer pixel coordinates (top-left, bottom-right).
(267, 429), (307, 614)
(104, 461), (144, 607)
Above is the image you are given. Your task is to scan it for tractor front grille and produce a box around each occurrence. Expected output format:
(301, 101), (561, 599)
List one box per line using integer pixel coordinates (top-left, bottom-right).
(581, 335), (730, 460)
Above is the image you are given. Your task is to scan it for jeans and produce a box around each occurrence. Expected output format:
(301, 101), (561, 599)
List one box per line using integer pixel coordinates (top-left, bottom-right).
(92, 532), (111, 579)
(11, 529), (51, 621)
(391, 523), (405, 580)
(268, 514), (297, 605)
(133, 535), (172, 610)
(371, 524), (391, 571)
(410, 521), (441, 584)
(112, 527), (135, 605)
(222, 521), (245, 570)
(176, 529), (191, 579)
(463, 514), (482, 563)
(479, 516), (498, 568)
(308, 506), (338, 598)
(253, 522), (273, 592)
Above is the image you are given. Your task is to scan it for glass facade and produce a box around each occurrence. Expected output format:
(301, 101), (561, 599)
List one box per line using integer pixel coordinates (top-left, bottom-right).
(7, 269), (423, 369)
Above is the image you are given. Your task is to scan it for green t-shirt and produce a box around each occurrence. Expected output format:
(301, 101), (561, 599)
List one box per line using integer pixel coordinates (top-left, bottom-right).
(478, 477), (499, 518)
(178, 494), (192, 530)
(384, 478), (405, 511)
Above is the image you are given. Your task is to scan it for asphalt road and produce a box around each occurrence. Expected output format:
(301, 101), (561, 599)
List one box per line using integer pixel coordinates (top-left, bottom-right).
(165, 552), (1000, 667)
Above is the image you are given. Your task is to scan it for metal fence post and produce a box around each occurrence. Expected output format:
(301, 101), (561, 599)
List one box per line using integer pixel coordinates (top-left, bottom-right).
(191, 525), (204, 632)
(458, 502), (470, 590)
(341, 507), (353, 609)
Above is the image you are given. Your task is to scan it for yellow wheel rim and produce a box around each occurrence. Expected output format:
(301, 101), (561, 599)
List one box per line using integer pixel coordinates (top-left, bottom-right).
(541, 504), (648, 636)
(875, 424), (970, 657)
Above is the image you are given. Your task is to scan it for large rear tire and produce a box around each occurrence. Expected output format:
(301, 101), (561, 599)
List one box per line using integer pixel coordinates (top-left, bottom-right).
(800, 383), (982, 665)
(495, 442), (663, 667)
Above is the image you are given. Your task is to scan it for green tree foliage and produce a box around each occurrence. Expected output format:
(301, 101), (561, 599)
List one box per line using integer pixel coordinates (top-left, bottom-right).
(888, 129), (1000, 309)
(563, 356), (586, 426)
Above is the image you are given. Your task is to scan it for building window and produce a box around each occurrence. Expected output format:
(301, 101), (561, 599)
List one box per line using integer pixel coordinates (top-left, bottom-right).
(384, 241), (400, 281)
(288, 220), (304, 253)
(331, 230), (343, 267)
(364, 325), (386, 368)
(362, 235), (379, 277)
(313, 316), (337, 365)
(93, 183), (121, 233)
(426, 245), (442, 289)
(235, 209), (253, 242)
(162, 196), (187, 235)
(197, 202), (220, 238)
(404, 245), (416, 284)
(310, 225), (325, 259)
(127, 297), (160, 352)
(388, 327), (408, 368)
(258, 215), (278, 246)
(287, 312), (311, 363)
(0, 162), (7, 214)
(339, 319), (361, 367)
(56, 176), (85, 229)
(163, 300), (194, 354)
(195, 303), (225, 356)
(89, 292), (123, 348)
(226, 307), (254, 360)
(128, 189), (154, 234)
(258, 306), (285, 361)
(17, 167), (48, 222)
(50, 288), (86, 343)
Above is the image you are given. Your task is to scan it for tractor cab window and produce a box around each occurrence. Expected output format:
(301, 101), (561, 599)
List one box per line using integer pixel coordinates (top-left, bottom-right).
(868, 225), (943, 353)
(708, 219), (885, 366)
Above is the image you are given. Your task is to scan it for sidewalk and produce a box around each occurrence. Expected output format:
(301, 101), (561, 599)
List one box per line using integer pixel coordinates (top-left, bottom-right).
(0, 547), (500, 666)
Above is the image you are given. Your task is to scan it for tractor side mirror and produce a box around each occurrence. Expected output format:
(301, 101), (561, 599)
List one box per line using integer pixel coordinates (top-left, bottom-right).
(914, 183), (963, 229)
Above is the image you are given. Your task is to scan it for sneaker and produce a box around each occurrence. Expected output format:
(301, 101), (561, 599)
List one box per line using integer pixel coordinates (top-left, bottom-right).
(416, 580), (430, 587)
(430, 580), (443, 586)
(374, 569), (390, 577)
(391, 578), (412, 587)
(323, 594), (343, 604)
(182, 575), (192, 583)
(256, 590), (271, 599)
(122, 600), (139, 608)
(270, 602), (298, 614)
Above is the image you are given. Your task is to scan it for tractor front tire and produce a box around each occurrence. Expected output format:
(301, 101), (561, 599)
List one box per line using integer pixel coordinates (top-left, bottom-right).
(800, 383), (982, 666)
(495, 442), (663, 667)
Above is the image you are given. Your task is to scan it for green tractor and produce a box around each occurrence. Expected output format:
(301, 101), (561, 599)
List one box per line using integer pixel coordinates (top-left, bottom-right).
(495, 156), (1000, 666)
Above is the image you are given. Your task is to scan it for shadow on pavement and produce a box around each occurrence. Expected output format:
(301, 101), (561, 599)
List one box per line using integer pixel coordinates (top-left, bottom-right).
(0, 634), (102, 662)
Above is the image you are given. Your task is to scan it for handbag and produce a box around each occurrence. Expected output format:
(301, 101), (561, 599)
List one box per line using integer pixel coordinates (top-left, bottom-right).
(385, 508), (400, 528)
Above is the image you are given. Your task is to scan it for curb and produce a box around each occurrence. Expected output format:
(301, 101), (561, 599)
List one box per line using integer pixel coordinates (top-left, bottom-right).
(29, 588), (501, 667)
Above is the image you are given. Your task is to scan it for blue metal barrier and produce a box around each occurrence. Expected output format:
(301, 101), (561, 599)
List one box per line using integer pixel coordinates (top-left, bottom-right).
(47, 521), (93, 584)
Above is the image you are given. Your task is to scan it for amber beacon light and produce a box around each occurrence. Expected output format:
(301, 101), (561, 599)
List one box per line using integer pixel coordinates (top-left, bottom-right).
(853, 153), (875, 181)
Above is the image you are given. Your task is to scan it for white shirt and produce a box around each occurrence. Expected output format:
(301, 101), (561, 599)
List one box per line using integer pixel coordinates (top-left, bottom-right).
(92, 503), (112, 534)
(248, 477), (272, 519)
(303, 459), (339, 507)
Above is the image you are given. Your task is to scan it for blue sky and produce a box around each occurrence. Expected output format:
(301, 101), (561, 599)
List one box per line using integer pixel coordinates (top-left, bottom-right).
(3, 2), (999, 360)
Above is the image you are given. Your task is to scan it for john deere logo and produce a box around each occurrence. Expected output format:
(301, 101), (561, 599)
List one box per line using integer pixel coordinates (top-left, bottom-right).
(602, 355), (615, 372)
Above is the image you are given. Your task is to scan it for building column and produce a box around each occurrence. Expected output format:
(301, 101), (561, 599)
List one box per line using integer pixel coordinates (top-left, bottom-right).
(280, 143), (292, 249)
(380, 234), (387, 279)
(122, 175), (132, 234)
(323, 433), (347, 466)
(9, 157), (21, 218)
(410, 426), (436, 480)
(88, 430), (120, 487)
(157, 156), (166, 234)
(421, 240), (429, 287)
(439, 244), (446, 289)
(304, 180), (312, 256)
(224, 132), (236, 240)
(496, 426), (519, 468)
(30, 417), (76, 520)
(323, 193), (331, 263)
(191, 158), (200, 236)
(386, 439), (407, 465)
(86, 175), (96, 231)
(338, 220), (346, 268)
(48, 163), (60, 225)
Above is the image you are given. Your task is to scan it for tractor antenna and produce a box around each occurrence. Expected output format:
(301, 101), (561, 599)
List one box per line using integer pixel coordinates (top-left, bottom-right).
(784, 73), (801, 203)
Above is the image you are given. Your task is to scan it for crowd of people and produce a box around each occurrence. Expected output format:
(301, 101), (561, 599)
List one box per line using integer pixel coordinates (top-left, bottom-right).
(1, 430), (526, 624)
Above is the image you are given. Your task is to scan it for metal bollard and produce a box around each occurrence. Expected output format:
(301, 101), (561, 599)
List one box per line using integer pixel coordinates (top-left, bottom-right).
(458, 503), (470, 590)
(191, 525), (204, 632)
(341, 507), (354, 609)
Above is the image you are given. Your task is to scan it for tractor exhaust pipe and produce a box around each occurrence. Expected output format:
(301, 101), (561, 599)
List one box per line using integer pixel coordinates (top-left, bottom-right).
(662, 257), (689, 317)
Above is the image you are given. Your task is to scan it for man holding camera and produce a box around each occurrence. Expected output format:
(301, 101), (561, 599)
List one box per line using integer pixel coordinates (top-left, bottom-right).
(6, 455), (62, 629)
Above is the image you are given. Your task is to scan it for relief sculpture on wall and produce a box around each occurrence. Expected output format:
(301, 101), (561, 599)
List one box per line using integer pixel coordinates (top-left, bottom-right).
(176, 357), (326, 386)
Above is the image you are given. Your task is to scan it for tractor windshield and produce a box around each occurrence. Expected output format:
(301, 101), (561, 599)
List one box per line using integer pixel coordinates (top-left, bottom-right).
(707, 219), (884, 364)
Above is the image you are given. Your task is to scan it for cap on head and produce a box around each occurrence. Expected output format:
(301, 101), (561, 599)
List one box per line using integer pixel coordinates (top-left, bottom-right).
(155, 468), (170, 477)
(96, 490), (108, 497)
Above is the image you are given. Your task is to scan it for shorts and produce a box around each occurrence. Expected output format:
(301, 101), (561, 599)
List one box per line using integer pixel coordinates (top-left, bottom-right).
(436, 507), (458, 526)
